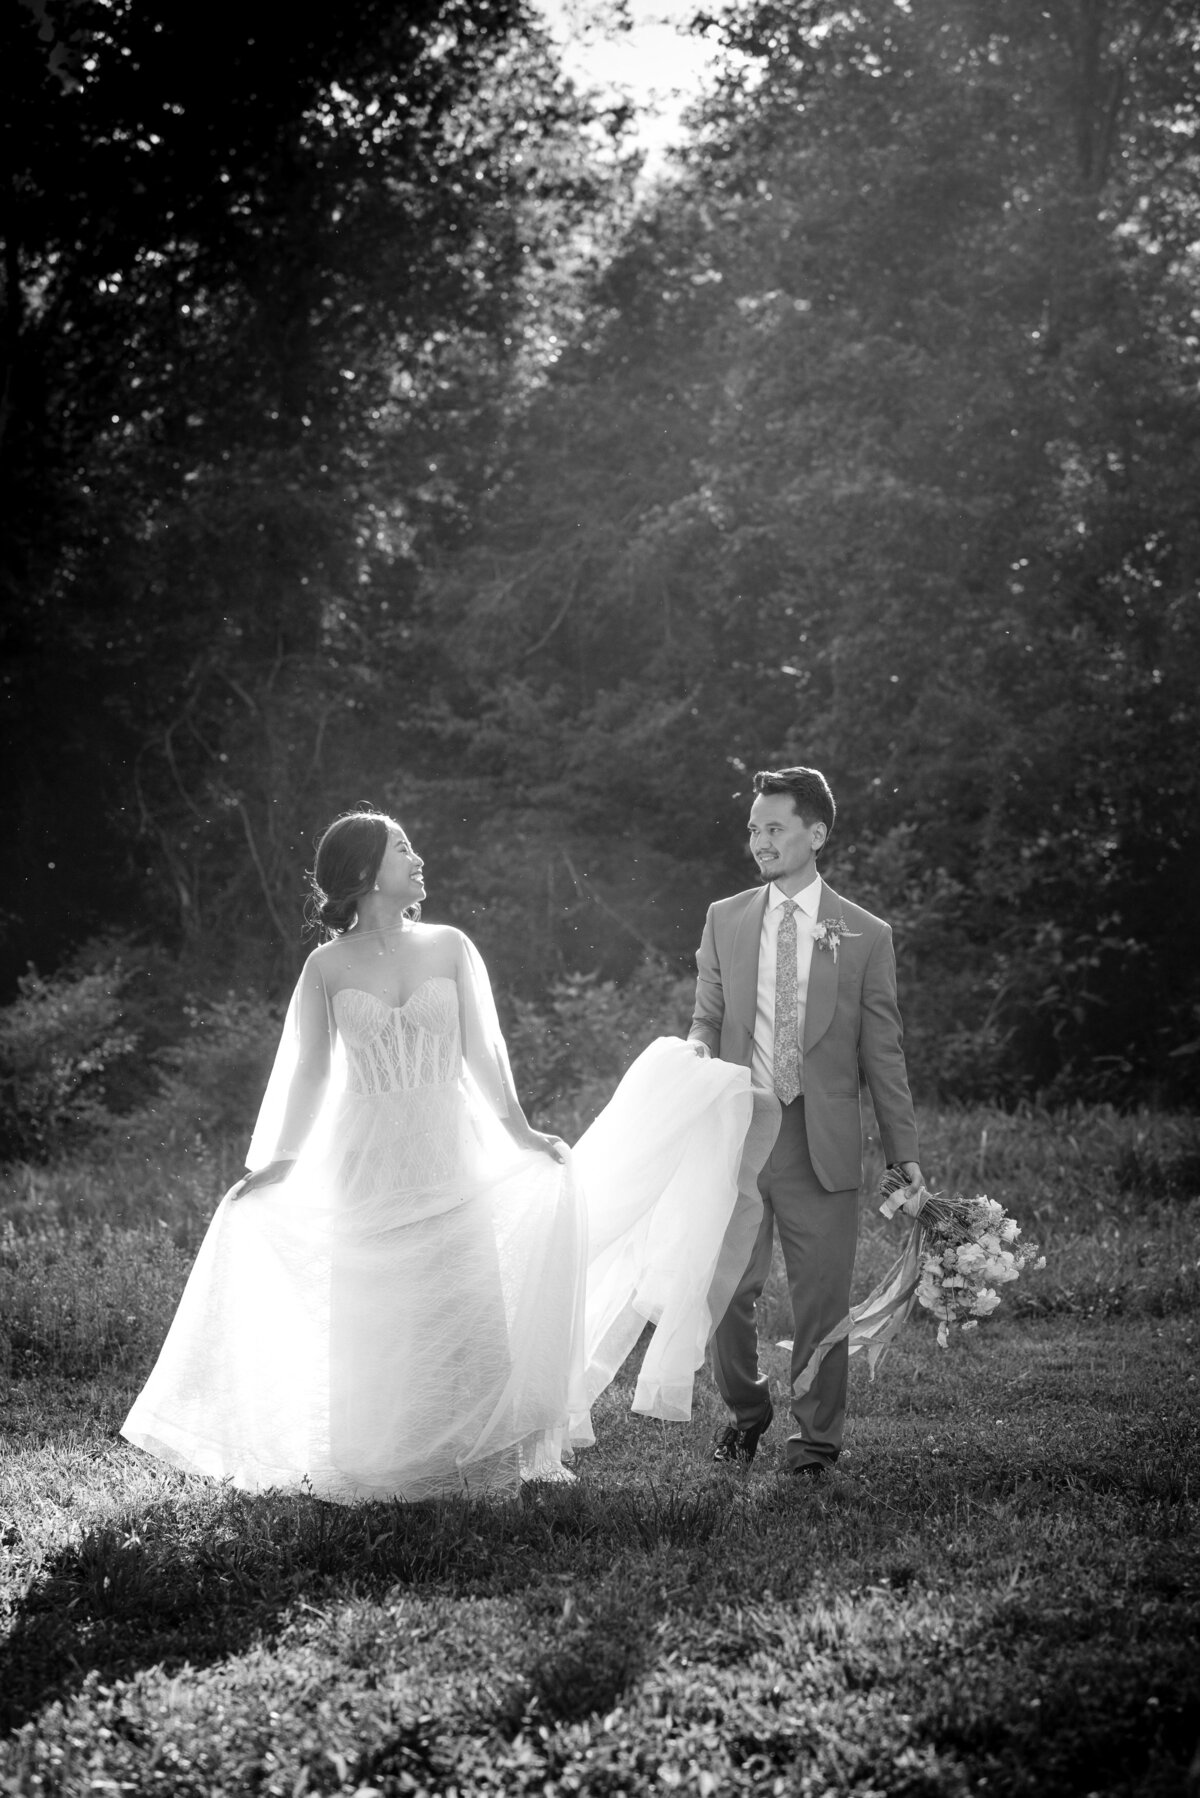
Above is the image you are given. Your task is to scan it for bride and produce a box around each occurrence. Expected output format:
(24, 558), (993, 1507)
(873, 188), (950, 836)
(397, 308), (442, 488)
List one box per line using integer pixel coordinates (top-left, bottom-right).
(122, 809), (777, 1501)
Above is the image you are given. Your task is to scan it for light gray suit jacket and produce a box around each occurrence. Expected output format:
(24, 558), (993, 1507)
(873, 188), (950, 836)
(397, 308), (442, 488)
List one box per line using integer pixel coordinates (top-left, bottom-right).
(688, 878), (919, 1193)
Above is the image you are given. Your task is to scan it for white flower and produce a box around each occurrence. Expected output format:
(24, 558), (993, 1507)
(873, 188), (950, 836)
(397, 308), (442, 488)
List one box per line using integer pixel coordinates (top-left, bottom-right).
(983, 1256), (1016, 1283)
(813, 917), (862, 963)
(902, 1185), (1043, 1346)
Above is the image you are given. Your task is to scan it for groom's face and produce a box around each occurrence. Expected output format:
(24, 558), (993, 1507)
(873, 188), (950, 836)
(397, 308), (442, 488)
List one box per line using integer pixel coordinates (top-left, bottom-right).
(748, 792), (825, 892)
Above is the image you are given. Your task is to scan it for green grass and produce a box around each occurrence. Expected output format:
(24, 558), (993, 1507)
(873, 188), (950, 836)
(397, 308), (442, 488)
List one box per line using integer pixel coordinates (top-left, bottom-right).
(2, 1103), (1199, 1795)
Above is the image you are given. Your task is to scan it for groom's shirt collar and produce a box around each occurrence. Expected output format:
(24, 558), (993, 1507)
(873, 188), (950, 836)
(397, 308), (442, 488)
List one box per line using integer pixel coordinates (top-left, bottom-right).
(767, 875), (821, 918)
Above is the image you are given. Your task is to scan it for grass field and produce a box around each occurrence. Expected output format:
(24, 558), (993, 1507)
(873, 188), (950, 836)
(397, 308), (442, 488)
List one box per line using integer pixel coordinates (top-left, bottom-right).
(2, 1103), (1198, 1796)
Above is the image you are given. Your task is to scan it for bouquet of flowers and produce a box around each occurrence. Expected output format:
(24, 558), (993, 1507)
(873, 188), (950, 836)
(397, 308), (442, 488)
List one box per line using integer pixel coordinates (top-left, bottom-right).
(878, 1170), (1045, 1348)
(792, 1170), (1045, 1397)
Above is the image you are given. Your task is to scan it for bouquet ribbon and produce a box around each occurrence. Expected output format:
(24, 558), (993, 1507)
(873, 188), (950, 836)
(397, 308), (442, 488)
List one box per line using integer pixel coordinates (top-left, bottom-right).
(791, 1193), (927, 1398)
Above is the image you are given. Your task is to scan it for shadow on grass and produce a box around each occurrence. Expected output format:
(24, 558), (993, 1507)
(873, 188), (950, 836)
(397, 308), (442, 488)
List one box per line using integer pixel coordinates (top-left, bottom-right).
(0, 1469), (764, 1737)
(8, 1429), (1191, 1741)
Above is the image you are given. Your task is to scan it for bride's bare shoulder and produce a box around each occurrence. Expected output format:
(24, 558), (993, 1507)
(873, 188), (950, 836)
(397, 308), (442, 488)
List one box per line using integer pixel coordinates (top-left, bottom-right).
(305, 937), (349, 970)
(303, 935), (385, 984)
(410, 921), (471, 953)
(411, 921), (469, 970)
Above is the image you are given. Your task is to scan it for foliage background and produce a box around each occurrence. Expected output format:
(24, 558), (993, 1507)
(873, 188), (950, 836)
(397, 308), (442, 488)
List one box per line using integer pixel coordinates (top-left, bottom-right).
(3, 0), (1199, 1114)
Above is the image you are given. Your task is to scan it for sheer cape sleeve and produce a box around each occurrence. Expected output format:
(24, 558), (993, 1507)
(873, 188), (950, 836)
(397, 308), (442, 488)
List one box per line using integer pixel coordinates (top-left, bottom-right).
(245, 953), (346, 1170)
(456, 931), (513, 1120)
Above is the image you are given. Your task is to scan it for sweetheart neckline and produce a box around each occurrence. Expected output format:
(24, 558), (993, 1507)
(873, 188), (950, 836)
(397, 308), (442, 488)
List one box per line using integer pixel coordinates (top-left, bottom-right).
(331, 975), (454, 1015)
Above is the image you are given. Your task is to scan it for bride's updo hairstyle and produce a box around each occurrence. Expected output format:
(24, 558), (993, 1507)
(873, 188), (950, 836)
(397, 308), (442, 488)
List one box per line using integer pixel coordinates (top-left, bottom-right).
(307, 809), (393, 938)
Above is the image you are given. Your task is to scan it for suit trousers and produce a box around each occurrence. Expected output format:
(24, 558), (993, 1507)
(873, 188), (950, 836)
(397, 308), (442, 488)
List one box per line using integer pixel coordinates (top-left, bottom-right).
(709, 1096), (859, 1469)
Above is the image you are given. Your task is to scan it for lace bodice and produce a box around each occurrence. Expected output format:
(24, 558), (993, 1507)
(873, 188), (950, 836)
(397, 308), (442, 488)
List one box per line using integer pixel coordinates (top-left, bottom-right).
(332, 976), (461, 1096)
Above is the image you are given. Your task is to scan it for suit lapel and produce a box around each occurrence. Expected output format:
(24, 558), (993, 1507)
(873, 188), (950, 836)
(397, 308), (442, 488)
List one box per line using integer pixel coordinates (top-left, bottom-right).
(804, 878), (839, 1053)
(729, 886), (769, 1034)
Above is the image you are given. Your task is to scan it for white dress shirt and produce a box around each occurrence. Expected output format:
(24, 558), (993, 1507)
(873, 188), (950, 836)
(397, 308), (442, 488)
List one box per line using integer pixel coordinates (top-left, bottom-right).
(751, 875), (822, 1094)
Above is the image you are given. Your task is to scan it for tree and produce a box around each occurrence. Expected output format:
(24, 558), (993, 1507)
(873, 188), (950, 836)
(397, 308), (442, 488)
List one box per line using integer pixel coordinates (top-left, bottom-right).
(1, 0), (625, 989)
(416, 0), (1200, 1099)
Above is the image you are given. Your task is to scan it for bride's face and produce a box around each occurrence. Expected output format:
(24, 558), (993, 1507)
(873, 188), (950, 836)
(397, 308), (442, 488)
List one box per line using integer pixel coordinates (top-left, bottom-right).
(375, 823), (426, 906)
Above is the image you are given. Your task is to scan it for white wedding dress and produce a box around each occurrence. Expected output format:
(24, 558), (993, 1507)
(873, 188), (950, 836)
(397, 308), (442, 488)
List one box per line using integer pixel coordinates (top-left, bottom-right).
(122, 945), (777, 1502)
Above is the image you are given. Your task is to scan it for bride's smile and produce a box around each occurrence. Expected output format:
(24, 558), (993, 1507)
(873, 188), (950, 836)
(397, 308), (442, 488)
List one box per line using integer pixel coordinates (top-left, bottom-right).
(359, 824), (426, 918)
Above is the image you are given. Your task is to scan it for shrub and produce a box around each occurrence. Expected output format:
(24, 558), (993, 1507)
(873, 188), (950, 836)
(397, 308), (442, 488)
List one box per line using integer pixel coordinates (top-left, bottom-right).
(110, 991), (284, 1166)
(0, 939), (284, 1254)
(504, 956), (695, 1138)
(0, 934), (282, 1171)
(0, 962), (139, 1161)
(0, 934), (208, 1162)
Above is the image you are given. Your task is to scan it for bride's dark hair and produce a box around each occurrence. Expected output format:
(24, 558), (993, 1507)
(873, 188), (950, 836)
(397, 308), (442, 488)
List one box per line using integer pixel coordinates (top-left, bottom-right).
(307, 809), (417, 938)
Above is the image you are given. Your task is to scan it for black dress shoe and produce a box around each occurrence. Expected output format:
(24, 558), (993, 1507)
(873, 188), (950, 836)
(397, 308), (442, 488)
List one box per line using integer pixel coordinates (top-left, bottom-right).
(786, 1460), (829, 1481)
(712, 1405), (773, 1465)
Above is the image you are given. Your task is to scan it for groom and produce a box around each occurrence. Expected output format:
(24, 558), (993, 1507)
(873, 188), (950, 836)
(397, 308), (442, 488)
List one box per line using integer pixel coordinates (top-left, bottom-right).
(688, 766), (923, 1477)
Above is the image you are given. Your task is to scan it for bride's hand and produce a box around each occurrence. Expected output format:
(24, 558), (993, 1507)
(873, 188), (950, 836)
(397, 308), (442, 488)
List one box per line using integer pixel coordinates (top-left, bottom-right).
(517, 1128), (569, 1165)
(227, 1159), (296, 1201)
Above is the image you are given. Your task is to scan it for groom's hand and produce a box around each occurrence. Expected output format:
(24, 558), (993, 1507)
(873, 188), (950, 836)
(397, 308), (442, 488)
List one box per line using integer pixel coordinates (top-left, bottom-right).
(899, 1162), (926, 1215)
(900, 1161), (923, 1194)
(686, 1038), (711, 1059)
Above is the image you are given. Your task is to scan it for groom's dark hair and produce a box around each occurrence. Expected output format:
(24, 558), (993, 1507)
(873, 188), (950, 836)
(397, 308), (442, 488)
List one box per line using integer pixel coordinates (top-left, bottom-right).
(753, 766), (836, 847)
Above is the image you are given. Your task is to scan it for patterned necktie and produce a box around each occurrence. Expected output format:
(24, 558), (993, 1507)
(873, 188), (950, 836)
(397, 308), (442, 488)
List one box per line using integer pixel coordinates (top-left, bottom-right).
(774, 899), (802, 1105)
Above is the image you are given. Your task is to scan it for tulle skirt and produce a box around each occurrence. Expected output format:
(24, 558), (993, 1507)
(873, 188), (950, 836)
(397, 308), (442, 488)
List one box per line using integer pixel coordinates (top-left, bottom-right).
(122, 1079), (588, 1501)
(122, 1041), (777, 1501)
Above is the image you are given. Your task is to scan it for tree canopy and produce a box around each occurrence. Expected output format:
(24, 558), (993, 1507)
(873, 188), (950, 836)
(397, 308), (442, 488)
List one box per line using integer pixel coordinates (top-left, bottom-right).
(4, 0), (1197, 1103)
(3, 0), (624, 984)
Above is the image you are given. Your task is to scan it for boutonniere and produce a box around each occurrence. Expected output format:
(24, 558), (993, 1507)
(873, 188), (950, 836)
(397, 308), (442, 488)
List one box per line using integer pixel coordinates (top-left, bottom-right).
(813, 917), (861, 963)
